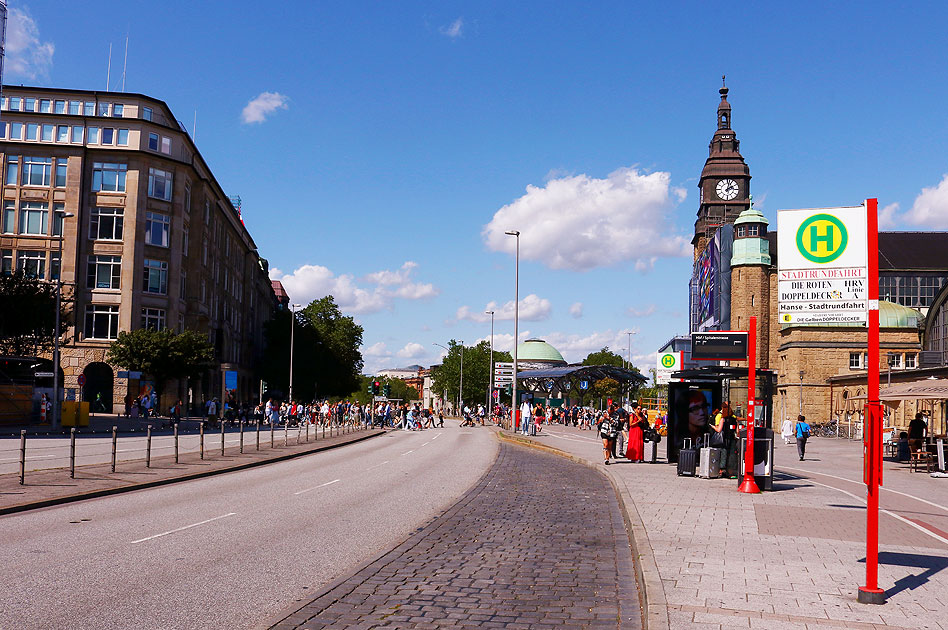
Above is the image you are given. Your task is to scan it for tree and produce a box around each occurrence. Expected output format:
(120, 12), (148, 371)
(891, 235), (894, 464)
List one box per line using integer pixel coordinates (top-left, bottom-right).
(591, 377), (621, 404)
(301, 296), (364, 396)
(0, 271), (72, 356)
(106, 329), (215, 400)
(430, 340), (512, 408)
(582, 347), (624, 367)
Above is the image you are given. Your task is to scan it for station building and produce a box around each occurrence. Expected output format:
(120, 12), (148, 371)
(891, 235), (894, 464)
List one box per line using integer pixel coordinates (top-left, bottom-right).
(0, 86), (277, 416)
(686, 82), (948, 432)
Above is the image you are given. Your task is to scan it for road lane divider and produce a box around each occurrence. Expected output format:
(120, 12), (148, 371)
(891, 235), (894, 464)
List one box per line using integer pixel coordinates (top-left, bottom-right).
(294, 479), (341, 496)
(401, 450), (414, 456)
(367, 460), (390, 470)
(131, 512), (236, 544)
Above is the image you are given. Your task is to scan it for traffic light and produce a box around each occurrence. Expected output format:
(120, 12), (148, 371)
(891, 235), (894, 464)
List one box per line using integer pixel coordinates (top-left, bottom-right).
(383, 383), (391, 398)
(367, 381), (375, 396)
(373, 380), (381, 395)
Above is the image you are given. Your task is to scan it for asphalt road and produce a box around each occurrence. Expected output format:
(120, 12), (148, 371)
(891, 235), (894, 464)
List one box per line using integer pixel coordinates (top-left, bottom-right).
(0, 421), (498, 630)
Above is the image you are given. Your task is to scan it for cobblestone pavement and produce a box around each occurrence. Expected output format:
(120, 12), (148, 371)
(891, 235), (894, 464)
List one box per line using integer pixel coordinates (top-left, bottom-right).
(267, 441), (642, 629)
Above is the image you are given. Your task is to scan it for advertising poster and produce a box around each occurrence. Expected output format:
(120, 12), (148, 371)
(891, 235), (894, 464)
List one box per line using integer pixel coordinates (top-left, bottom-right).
(224, 370), (238, 409)
(667, 382), (721, 462)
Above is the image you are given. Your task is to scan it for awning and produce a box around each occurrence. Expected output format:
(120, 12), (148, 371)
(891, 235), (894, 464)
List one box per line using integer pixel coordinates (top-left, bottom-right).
(848, 378), (948, 407)
(515, 365), (647, 394)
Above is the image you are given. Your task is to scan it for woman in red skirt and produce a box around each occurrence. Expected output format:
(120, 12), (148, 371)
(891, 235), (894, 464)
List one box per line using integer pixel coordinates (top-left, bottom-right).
(626, 404), (646, 462)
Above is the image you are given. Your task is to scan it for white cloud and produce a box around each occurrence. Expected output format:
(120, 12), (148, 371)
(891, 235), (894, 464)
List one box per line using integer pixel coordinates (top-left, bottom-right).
(626, 304), (657, 318)
(270, 260), (438, 314)
(456, 294), (551, 323)
(569, 302), (583, 319)
(440, 18), (464, 38)
(483, 167), (691, 272)
(397, 342), (426, 359)
(241, 91), (289, 124)
(905, 175), (948, 228)
(363, 342), (391, 357)
(878, 202), (900, 230)
(6, 8), (54, 79)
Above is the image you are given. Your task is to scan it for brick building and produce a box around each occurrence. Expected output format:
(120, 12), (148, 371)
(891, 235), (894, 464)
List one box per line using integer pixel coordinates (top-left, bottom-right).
(688, 82), (948, 431)
(0, 86), (276, 415)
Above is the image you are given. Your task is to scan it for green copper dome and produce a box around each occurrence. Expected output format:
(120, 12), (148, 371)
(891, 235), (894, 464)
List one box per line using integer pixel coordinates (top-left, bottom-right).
(733, 205), (769, 226)
(516, 339), (567, 364)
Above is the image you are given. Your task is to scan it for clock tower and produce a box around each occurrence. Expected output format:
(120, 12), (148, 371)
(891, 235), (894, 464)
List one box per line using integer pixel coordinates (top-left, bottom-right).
(693, 77), (751, 260)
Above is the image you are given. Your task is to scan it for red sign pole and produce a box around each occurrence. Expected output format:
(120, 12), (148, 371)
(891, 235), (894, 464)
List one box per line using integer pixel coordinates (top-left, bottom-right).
(859, 198), (885, 604)
(738, 315), (760, 494)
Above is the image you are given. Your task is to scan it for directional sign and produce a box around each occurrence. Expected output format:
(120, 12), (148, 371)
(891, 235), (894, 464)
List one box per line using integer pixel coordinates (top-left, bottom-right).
(579, 380), (589, 390)
(129, 371), (142, 379)
(34, 371), (54, 378)
(692, 332), (748, 361)
(493, 362), (514, 369)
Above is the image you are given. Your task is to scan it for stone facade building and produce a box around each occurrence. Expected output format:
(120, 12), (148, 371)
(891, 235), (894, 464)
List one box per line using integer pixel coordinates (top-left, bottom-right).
(0, 86), (276, 414)
(689, 83), (947, 431)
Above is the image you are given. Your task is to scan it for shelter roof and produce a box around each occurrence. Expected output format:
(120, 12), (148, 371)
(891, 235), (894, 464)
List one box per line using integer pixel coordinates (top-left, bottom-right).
(516, 364), (647, 393)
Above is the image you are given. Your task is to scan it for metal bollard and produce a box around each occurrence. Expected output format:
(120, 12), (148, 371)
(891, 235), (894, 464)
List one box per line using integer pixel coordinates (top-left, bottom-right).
(111, 426), (118, 473)
(322, 423), (325, 439)
(297, 424), (301, 445)
(146, 426), (152, 468)
(306, 422), (309, 442)
(221, 422), (225, 456)
(200, 422), (205, 460)
(70, 428), (76, 479)
(174, 424), (179, 464)
(240, 421), (244, 453)
(284, 423), (288, 447)
(256, 420), (260, 450)
(19, 430), (26, 485)
(270, 422), (274, 448)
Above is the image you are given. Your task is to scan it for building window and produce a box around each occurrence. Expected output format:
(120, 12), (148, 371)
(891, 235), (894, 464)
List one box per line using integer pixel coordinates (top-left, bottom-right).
(18, 250), (46, 278)
(161, 136), (171, 154)
(98, 103), (110, 117)
(72, 126), (83, 143)
(141, 308), (166, 331)
(182, 225), (189, 255)
(101, 128), (114, 145)
(68, 101), (80, 115)
(148, 133), (159, 151)
(748, 225), (759, 236)
(202, 237), (208, 265)
(736, 226), (746, 238)
(849, 352), (863, 370)
(41, 124), (54, 142)
(200, 278), (206, 303)
(148, 168), (173, 201)
(10, 122), (22, 140)
(24, 97), (36, 112)
(117, 129), (129, 146)
(142, 106), (153, 121)
(39, 99), (51, 113)
(87, 255), (122, 289)
(50, 252), (61, 281)
(8, 97), (20, 111)
(26, 123), (38, 141)
(143, 259), (168, 294)
(112, 104), (124, 117)
(92, 162), (127, 192)
(89, 207), (124, 241)
(2, 201), (14, 233)
(55, 161), (68, 187)
(54, 100), (66, 114)
(0, 123), (5, 139)
(5, 156), (17, 186)
(57, 125), (69, 143)
(85, 304), (119, 340)
(84, 102), (95, 116)
(905, 353), (917, 369)
(22, 156), (52, 186)
(52, 203), (65, 236)
(180, 272), (187, 300)
(19, 202), (49, 235)
(204, 200), (210, 224)
(145, 212), (170, 247)
(887, 353), (904, 369)
(184, 183), (192, 214)
(1, 250), (12, 275)
(87, 127), (100, 144)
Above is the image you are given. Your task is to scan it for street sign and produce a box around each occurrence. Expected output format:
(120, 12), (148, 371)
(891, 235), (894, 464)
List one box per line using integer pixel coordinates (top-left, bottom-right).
(34, 371), (54, 378)
(493, 362), (513, 370)
(117, 370), (128, 379)
(77, 374), (86, 386)
(691, 332), (748, 361)
(777, 206), (869, 324)
(544, 379), (555, 391)
(494, 376), (513, 384)
(129, 371), (142, 379)
(656, 351), (682, 384)
(492, 390), (499, 399)
(579, 380), (589, 390)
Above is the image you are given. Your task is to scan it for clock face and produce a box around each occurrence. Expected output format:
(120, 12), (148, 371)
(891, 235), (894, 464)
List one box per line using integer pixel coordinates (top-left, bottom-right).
(715, 179), (739, 200)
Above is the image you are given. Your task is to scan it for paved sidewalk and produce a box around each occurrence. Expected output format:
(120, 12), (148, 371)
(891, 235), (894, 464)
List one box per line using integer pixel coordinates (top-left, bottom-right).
(0, 425), (383, 515)
(264, 439), (642, 630)
(519, 425), (948, 630)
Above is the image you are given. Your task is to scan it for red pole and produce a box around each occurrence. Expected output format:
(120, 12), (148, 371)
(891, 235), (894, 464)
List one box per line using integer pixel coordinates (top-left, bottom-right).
(738, 315), (760, 494)
(859, 198), (885, 604)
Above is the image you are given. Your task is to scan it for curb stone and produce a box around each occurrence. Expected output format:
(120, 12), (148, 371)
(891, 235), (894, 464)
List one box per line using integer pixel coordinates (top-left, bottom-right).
(497, 430), (669, 630)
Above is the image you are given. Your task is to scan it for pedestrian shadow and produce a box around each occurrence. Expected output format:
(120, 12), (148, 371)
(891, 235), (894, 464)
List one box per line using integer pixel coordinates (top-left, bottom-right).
(858, 552), (948, 599)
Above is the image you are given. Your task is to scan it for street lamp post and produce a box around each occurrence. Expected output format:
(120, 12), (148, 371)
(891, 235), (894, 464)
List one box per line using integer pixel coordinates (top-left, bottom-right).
(288, 303), (301, 403)
(458, 340), (464, 413)
(505, 230), (520, 431)
(799, 370), (805, 416)
(626, 330), (635, 406)
(486, 311), (494, 412)
(52, 210), (75, 428)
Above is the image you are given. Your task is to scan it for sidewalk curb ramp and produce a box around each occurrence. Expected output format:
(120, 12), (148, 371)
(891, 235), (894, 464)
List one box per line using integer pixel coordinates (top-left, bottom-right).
(0, 429), (384, 516)
(498, 430), (669, 630)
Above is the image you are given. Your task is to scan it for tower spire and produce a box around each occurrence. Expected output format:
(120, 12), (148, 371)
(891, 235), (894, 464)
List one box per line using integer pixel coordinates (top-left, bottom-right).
(717, 75), (731, 129)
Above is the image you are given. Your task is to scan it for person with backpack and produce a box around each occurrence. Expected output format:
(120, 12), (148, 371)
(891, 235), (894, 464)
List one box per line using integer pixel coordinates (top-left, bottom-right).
(796, 414), (811, 461)
(598, 410), (619, 466)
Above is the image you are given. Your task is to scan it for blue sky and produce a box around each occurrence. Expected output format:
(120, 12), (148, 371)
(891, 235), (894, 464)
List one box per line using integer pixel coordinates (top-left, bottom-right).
(9, 1), (948, 375)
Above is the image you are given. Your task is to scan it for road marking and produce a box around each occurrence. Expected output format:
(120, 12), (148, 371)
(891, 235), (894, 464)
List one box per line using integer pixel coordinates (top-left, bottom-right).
(420, 441), (430, 447)
(367, 460), (390, 470)
(401, 450), (414, 456)
(131, 512), (236, 544)
(432, 434), (441, 441)
(294, 479), (340, 495)
(779, 465), (948, 513)
(781, 473), (948, 548)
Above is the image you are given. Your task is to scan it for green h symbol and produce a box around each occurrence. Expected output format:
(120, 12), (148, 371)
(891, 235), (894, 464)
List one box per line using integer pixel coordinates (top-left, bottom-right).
(809, 223), (834, 253)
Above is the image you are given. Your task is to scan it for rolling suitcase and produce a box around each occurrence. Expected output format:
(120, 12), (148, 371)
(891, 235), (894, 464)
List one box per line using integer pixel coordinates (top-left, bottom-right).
(699, 447), (723, 478)
(643, 439), (657, 463)
(677, 438), (697, 476)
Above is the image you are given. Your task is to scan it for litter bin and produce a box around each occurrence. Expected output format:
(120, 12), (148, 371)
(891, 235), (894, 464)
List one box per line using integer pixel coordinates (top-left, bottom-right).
(738, 428), (775, 491)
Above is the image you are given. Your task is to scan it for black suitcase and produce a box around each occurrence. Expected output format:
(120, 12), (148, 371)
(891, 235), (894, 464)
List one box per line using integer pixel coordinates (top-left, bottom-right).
(677, 438), (697, 477)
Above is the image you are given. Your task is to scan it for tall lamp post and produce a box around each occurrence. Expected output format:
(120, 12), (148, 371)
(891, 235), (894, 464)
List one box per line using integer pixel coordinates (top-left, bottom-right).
(288, 303), (301, 402)
(505, 230), (520, 431)
(52, 210), (75, 428)
(458, 340), (464, 413)
(486, 311), (494, 412)
(626, 330), (635, 406)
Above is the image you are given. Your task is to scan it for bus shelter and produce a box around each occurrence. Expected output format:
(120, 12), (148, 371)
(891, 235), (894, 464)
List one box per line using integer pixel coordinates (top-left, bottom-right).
(515, 365), (647, 407)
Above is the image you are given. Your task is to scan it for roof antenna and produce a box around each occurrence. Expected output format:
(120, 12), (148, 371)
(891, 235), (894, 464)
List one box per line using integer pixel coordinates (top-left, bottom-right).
(106, 42), (112, 90)
(121, 32), (128, 91)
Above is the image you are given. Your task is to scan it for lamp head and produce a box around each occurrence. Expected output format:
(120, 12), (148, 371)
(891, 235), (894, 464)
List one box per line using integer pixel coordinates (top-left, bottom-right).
(504, 230), (520, 236)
